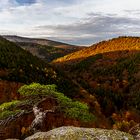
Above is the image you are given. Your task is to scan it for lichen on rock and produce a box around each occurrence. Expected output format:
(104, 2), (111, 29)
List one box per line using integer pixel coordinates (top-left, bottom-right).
(25, 126), (134, 140)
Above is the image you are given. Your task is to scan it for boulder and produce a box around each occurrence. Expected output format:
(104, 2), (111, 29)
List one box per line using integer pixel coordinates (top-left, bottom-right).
(25, 126), (134, 140)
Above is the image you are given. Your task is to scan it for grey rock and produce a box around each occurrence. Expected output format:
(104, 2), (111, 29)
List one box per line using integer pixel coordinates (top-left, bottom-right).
(25, 126), (134, 140)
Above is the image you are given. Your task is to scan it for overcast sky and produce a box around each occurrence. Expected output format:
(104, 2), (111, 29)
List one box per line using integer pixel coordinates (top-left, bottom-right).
(1, 0), (140, 45)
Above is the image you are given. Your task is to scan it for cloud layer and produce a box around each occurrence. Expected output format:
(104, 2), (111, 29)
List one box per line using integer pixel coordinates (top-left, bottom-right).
(35, 13), (140, 45)
(0, 0), (140, 45)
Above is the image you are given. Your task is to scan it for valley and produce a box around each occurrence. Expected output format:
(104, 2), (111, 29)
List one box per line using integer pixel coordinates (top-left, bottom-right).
(0, 36), (140, 139)
(3, 35), (84, 62)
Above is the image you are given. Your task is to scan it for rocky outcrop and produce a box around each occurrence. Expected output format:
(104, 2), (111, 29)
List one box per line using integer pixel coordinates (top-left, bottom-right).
(25, 126), (134, 140)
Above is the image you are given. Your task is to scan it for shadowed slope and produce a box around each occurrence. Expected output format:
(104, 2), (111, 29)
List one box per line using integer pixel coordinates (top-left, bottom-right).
(3, 35), (84, 62)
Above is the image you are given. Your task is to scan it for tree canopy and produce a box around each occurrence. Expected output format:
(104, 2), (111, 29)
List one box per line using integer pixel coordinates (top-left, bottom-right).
(18, 83), (95, 122)
(0, 83), (94, 122)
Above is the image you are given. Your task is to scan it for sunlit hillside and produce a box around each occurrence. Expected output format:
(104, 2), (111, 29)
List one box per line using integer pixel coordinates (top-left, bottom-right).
(53, 36), (140, 64)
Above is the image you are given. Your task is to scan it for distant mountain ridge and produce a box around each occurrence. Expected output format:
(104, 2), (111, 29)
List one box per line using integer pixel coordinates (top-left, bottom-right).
(3, 35), (84, 62)
(3, 35), (83, 49)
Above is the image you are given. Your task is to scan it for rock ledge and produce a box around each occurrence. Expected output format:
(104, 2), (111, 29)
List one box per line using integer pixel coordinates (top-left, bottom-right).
(25, 126), (134, 140)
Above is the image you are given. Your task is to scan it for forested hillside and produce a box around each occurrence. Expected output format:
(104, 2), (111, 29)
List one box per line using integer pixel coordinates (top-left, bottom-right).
(53, 36), (140, 64)
(0, 36), (53, 83)
(0, 36), (80, 98)
(52, 36), (140, 131)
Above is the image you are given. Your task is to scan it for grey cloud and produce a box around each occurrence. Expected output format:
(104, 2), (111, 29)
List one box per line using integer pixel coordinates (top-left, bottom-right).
(35, 13), (140, 45)
(124, 10), (140, 15)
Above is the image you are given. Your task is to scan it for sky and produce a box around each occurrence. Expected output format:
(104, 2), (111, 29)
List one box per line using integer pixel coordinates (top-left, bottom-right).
(0, 0), (140, 45)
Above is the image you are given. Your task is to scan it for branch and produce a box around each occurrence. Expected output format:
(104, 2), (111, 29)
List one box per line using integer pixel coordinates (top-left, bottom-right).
(0, 110), (25, 126)
(44, 109), (55, 114)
